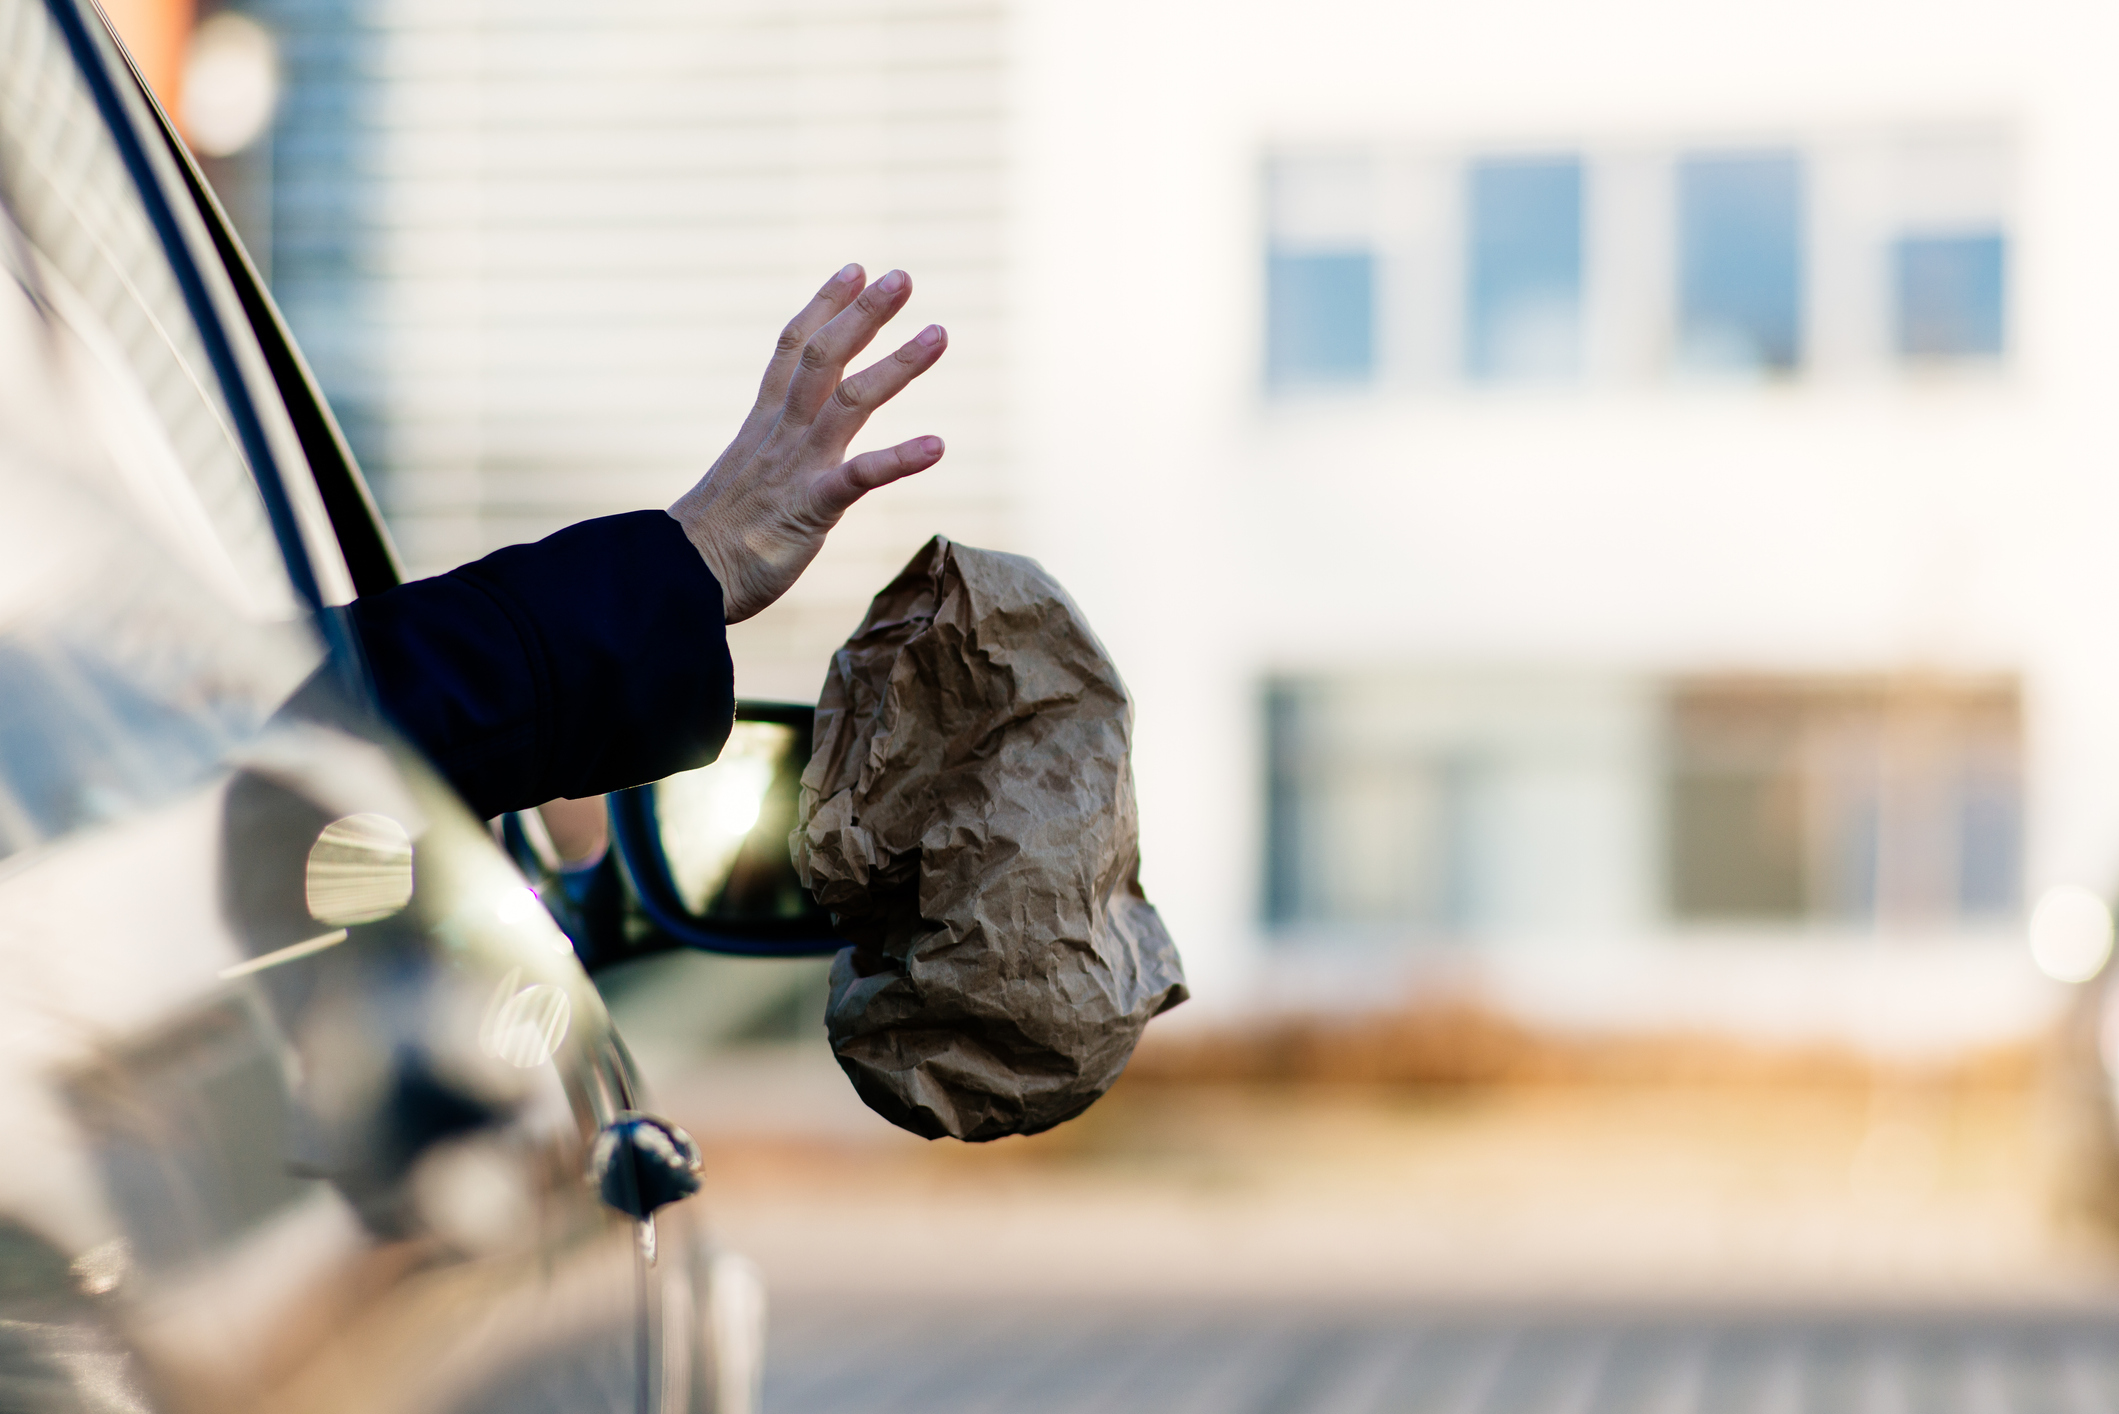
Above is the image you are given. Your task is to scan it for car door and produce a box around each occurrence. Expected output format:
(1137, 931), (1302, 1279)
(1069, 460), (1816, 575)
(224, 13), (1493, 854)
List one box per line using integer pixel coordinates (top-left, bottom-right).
(0, 2), (751, 1409)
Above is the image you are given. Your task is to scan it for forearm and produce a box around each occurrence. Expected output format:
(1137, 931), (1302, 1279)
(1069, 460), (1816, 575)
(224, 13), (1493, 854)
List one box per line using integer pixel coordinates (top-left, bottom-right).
(350, 510), (733, 818)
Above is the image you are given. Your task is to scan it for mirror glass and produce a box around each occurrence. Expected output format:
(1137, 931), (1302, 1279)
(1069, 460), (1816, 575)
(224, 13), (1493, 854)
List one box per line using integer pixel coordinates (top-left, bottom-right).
(656, 717), (804, 918)
(548, 702), (838, 964)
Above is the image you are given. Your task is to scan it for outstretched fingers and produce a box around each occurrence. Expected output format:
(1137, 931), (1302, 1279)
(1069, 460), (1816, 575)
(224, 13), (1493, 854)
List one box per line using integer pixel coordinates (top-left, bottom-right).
(782, 269), (913, 426)
(814, 435), (946, 517)
(808, 324), (949, 454)
(755, 264), (865, 412)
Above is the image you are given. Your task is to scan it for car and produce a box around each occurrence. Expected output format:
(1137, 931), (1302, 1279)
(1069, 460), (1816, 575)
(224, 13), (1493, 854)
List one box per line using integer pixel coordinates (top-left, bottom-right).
(0, 0), (839, 1408)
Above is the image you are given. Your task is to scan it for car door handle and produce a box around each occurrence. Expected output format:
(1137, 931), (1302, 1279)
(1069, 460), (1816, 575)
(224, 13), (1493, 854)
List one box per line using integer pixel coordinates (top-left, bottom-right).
(587, 1112), (703, 1220)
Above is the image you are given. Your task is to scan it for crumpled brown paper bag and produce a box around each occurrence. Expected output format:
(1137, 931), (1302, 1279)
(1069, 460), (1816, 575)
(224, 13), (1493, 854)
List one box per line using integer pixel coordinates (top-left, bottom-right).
(792, 536), (1188, 1142)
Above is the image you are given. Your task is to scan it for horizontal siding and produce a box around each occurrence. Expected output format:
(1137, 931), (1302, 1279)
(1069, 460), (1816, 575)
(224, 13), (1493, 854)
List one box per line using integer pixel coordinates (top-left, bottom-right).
(260, 0), (1014, 700)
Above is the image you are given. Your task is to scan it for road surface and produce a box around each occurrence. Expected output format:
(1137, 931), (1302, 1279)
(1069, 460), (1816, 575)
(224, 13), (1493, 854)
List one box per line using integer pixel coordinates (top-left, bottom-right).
(765, 1303), (2119, 1414)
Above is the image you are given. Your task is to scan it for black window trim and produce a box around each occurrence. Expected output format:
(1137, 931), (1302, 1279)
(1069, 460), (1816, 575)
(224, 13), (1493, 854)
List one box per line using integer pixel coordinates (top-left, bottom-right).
(161, 134), (404, 597)
(45, 0), (390, 682)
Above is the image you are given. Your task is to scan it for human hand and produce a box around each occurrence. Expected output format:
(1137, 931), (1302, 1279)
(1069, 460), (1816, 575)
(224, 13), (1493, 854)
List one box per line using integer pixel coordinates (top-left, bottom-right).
(668, 264), (947, 624)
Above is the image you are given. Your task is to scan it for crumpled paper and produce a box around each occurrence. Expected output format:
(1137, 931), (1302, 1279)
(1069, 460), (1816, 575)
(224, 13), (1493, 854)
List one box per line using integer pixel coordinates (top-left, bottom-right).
(792, 536), (1188, 1142)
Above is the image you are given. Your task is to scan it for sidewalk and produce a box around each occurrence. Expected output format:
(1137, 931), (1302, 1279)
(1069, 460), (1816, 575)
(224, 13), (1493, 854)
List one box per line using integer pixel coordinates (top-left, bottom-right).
(647, 1042), (2119, 1308)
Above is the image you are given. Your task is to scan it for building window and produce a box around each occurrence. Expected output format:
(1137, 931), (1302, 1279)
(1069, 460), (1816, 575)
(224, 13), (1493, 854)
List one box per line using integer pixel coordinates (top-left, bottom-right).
(1265, 154), (1376, 388)
(1666, 678), (2021, 924)
(1263, 129), (2010, 396)
(1264, 674), (1652, 940)
(1676, 151), (1804, 373)
(1266, 689), (1488, 932)
(1266, 250), (1376, 386)
(1895, 232), (2006, 359)
(1465, 156), (1583, 380)
(1265, 672), (2022, 944)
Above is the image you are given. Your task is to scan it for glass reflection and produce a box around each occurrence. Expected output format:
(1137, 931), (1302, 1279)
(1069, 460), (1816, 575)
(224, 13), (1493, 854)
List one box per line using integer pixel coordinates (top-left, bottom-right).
(656, 720), (794, 914)
(479, 967), (573, 1069)
(304, 812), (414, 925)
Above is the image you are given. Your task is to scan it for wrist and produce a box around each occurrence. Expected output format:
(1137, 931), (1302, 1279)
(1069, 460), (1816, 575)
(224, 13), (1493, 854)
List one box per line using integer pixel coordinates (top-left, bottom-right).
(663, 503), (745, 624)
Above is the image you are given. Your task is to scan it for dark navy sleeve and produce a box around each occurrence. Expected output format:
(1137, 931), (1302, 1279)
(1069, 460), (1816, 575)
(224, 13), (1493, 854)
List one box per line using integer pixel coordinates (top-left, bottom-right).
(348, 510), (733, 819)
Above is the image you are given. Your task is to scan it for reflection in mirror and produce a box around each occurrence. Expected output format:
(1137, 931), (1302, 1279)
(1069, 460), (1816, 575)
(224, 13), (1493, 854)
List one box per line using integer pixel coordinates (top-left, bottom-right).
(655, 720), (799, 918)
(304, 812), (414, 925)
(587, 702), (838, 963)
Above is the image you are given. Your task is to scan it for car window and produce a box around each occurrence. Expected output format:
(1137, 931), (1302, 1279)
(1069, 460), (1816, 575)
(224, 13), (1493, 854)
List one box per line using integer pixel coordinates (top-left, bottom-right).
(0, 110), (313, 864)
(0, 456), (311, 863)
(0, 260), (310, 863)
(0, 0), (302, 621)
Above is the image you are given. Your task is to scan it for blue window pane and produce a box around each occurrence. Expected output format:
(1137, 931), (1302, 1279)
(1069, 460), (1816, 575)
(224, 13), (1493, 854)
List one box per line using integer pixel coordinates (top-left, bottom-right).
(1465, 157), (1582, 380)
(1267, 251), (1375, 386)
(1677, 152), (1803, 372)
(1897, 233), (2006, 358)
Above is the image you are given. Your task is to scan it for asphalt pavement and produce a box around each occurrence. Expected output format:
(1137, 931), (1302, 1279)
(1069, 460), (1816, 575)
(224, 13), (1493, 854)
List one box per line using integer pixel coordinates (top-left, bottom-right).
(764, 1303), (2119, 1414)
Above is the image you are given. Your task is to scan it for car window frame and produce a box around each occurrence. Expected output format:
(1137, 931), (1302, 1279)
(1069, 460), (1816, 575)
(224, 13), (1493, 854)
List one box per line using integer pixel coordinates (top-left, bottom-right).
(42, 0), (376, 651)
(151, 100), (406, 598)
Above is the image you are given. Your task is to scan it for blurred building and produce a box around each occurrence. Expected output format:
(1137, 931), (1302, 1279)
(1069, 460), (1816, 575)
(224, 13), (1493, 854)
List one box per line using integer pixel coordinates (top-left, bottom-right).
(190, 0), (2119, 1052)
(253, 0), (1013, 695)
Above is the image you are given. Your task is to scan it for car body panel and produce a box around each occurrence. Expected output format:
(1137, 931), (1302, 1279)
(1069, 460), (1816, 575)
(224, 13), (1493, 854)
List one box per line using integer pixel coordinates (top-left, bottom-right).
(0, 1), (752, 1409)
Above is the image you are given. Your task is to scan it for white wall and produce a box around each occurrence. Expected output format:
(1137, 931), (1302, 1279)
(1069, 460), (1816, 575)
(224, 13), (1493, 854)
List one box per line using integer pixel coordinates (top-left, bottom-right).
(1011, 0), (2119, 1036)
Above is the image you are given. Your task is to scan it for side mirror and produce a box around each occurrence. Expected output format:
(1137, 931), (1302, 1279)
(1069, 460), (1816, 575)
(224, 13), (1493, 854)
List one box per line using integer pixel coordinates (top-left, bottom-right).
(503, 702), (842, 969)
(606, 702), (842, 959)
